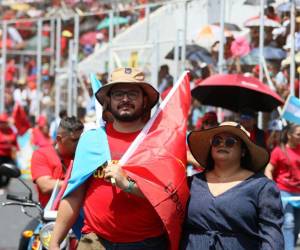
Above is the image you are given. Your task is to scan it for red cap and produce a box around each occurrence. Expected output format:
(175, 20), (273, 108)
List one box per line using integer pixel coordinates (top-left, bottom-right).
(28, 81), (36, 90)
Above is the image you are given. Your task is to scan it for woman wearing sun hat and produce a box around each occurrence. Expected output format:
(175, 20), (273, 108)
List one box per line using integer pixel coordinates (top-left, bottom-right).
(181, 121), (283, 250)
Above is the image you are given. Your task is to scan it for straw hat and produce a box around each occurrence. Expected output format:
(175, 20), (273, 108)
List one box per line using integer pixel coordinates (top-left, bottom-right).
(187, 121), (269, 172)
(62, 30), (73, 38)
(281, 52), (300, 67)
(95, 67), (159, 109)
(17, 78), (26, 85)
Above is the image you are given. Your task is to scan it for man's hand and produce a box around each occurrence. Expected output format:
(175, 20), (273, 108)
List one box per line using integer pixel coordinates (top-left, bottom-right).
(103, 161), (144, 198)
(103, 161), (128, 190)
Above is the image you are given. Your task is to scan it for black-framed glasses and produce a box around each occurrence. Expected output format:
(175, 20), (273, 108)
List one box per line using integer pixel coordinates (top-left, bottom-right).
(211, 135), (239, 148)
(110, 90), (140, 101)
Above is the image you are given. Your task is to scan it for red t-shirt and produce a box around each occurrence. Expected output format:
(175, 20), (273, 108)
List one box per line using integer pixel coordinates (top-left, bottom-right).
(31, 146), (70, 207)
(82, 123), (165, 242)
(0, 127), (18, 157)
(270, 145), (300, 193)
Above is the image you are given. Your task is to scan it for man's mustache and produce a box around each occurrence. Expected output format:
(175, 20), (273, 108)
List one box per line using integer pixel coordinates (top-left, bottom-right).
(117, 102), (135, 109)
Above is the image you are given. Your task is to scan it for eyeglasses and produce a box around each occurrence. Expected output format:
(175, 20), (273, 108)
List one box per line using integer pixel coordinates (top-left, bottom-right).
(110, 90), (140, 101)
(211, 135), (239, 148)
(58, 132), (81, 143)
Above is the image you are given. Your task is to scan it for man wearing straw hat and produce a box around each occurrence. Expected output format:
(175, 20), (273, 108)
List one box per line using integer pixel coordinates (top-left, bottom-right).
(50, 68), (168, 250)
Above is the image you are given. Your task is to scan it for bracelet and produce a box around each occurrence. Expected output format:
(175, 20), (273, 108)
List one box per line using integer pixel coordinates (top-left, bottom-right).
(124, 178), (135, 193)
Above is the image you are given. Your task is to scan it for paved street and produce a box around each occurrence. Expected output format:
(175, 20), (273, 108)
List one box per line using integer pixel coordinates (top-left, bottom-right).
(0, 178), (38, 250)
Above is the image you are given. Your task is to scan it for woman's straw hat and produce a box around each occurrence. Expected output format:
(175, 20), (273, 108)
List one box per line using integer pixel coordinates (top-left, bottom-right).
(187, 121), (269, 172)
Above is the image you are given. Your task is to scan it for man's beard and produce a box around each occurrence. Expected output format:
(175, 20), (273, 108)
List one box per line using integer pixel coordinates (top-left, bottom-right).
(110, 103), (144, 122)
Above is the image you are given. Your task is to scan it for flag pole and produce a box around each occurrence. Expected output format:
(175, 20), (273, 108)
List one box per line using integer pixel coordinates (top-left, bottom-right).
(281, 94), (292, 115)
(280, 94), (291, 126)
(218, 0), (225, 74)
(262, 57), (285, 121)
(258, 0), (265, 129)
(0, 21), (7, 113)
(290, 0), (296, 96)
(217, 0), (225, 123)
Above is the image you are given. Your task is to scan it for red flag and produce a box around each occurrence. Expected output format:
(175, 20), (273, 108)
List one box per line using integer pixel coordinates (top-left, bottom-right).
(12, 103), (31, 136)
(121, 71), (191, 250)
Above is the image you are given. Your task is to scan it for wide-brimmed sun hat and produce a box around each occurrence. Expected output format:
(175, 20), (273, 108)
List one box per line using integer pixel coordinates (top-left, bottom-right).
(95, 67), (159, 109)
(187, 121), (269, 172)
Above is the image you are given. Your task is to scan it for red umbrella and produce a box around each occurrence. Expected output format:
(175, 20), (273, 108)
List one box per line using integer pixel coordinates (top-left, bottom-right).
(192, 74), (284, 112)
(244, 15), (281, 28)
(79, 31), (98, 45)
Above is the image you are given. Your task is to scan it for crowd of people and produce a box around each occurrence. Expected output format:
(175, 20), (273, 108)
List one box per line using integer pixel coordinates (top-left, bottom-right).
(1, 0), (162, 125)
(0, 66), (291, 250)
(183, 5), (300, 133)
(1, 2), (299, 128)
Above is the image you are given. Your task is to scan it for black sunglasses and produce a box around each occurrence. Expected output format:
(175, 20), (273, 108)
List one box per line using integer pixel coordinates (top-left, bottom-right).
(211, 135), (239, 148)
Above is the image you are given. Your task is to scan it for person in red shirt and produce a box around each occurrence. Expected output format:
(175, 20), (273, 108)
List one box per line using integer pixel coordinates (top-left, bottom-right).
(18, 116), (83, 250)
(265, 123), (300, 250)
(50, 68), (168, 250)
(0, 113), (18, 187)
(31, 115), (53, 149)
(31, 116), (84, 208)
(239, 109), (267, 149)
(265, 6), (281, 23)
(195, 111), (218, 131)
